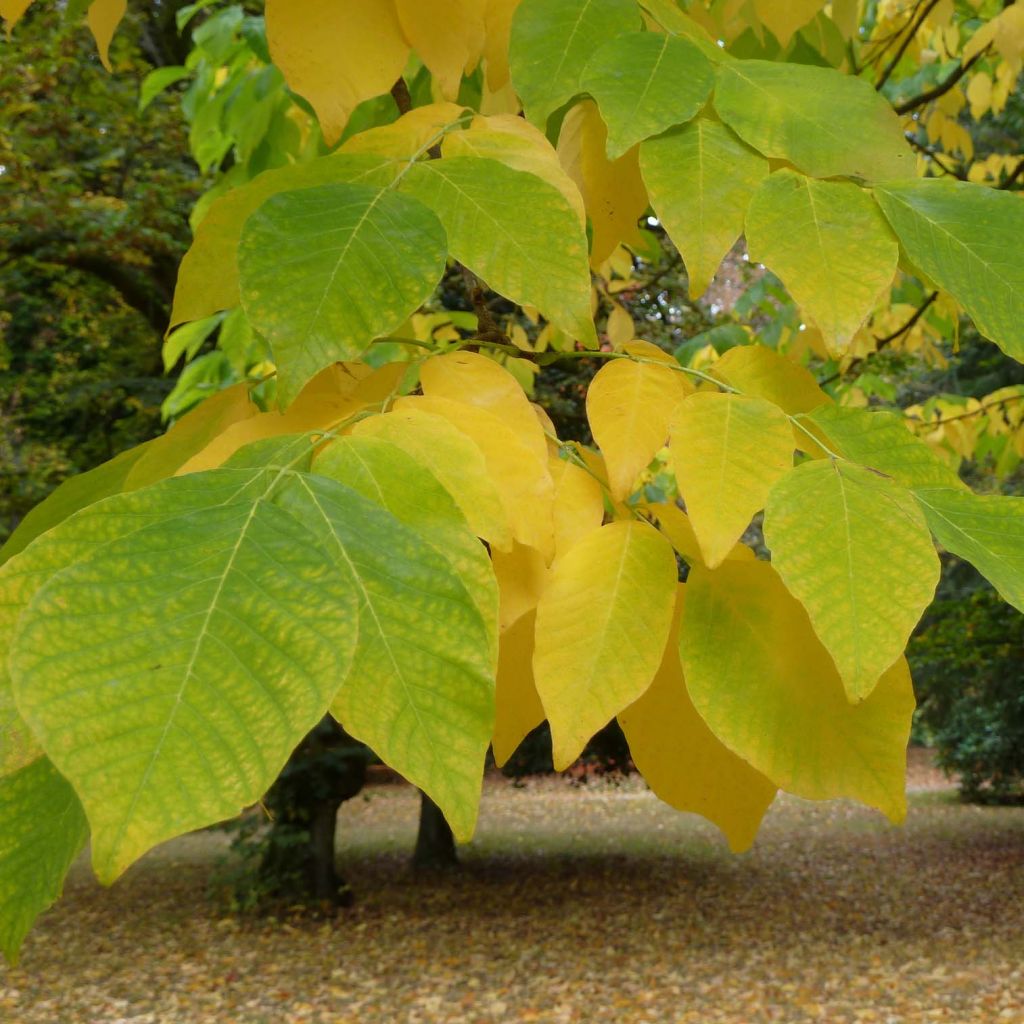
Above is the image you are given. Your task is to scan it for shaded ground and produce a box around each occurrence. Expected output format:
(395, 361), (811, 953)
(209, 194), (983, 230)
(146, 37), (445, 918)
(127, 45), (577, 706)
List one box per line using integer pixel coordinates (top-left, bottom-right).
(3, 752), (1023, 1024)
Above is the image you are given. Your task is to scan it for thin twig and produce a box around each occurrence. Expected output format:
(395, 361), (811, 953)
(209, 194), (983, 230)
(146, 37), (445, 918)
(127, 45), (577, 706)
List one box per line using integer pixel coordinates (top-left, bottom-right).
(909, 393), (1024, 425)
(876, 0), (942, 90)
(818, 291), (939, 386)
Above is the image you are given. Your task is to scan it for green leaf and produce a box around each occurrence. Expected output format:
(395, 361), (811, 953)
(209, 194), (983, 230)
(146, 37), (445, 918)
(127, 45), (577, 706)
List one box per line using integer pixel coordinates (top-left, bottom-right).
(745, 170), (898, 352)
(807, 405), (966, 490)
(0, 758), (88, 965)
(273, 470), (495, 842)
(138, 65), (189, 114)
(580, 32), (714, 160)
(680, 561), (914, 823)
(238, 182), (448, 404)
(509, 0), (640, 129)
(713, 59), (914, 181)
(170, 153), (397, 331)
(764, 460), (939, 702)
(641, 117), (768, 298)
(914, 488), (1024, 613)
(400, 156), (596, 346)
(10, 469), (360, 882)
(873, 179), (1024, 361)
(312, 435), (499, 668)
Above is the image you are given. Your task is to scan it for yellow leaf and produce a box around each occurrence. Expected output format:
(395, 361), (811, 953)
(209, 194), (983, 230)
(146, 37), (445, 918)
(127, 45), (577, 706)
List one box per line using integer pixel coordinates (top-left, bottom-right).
(619, 586), (776, 852)
(549, 451), (605, 560)
(492, 543), (548, 630)
(396, 0), (486, 99)
(643, 501), (754, 566)
(265, 0), (410, 147)
(482, 0), (521, 89)
(681, 561), (915, 823)
(86, 0), (126, 71)
(492, 610), (545, 767)
(587, 353), (692, 501)
(443, 114), (586, 225)
(557, 100), (649, 267)
(175, 364), (405, 475)
(0, 0), (33, 32)
(606, 303), (635, 347)
(966, 72), (992, 120)
(341, 102), (468, 159)
(395, 395), (555, 558)
(353, 405), (512, 551)
(123, 383), (260, 489)
(711, 344), (831, 415)
(963, 4), (1024, 63)
(668, 393), (793, 568)
(533, 521), (677, 770)
(752, 0), (822, 45)
(420, 351), (548, 466)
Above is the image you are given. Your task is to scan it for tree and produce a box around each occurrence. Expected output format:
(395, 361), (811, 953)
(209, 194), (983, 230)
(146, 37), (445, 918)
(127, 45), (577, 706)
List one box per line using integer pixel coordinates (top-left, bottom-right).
(2, 0), (1024, 965)
(0, 5), (202, 543)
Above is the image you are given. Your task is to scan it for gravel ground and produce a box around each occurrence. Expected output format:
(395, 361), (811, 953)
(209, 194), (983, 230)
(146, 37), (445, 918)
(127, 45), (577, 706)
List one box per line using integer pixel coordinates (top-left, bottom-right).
(3, 751), (1022, 1024)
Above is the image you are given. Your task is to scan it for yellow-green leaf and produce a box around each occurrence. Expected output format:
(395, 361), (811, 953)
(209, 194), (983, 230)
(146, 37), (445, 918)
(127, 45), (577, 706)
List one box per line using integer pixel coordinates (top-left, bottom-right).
(533, 520), (677, 770)
(681, 561), (914, 823)
(400, 156), (596, 347)
(640, 117), (768, 298)
(0, 759), (88, 965)
(619, 586), (776, 852)
(668, 392), (793, 568)
(395, 395), (555, 558)
(914, 488), (1024, 613)
(764, 460), (939, 702)
(745, 170), (899, 353)
(714, 59), (914, 182)
(353, 407), (513, 552)
(443, 114), (586, 225)
(874, 179), (1024, 362)
(808, 405), (967, 491)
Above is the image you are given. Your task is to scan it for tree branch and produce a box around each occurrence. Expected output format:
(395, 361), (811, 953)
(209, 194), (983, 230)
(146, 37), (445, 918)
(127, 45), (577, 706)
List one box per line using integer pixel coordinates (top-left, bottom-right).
(818, 291), (939, 386)
(895, 49), (989, 114)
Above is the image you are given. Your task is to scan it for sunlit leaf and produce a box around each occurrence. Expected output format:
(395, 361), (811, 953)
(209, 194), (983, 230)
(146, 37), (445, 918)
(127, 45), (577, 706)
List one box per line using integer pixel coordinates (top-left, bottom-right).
(533, 521), (677, 770)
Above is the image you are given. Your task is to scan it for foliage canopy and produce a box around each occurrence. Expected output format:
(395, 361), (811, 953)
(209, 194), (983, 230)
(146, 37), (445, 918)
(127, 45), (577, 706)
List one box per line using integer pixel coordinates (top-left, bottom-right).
(2, 0), (1024, 965)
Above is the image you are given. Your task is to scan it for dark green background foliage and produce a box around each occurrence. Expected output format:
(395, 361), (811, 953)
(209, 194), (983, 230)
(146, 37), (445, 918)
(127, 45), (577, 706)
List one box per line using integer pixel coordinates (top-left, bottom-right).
(0, 6), (199, 543)
(911, 585), (1024, 803)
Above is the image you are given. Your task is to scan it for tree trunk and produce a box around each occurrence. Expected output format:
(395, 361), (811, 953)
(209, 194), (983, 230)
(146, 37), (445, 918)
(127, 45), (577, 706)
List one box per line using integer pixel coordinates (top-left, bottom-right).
(308, 798), (343, 903)
(413, 790), (458, 869)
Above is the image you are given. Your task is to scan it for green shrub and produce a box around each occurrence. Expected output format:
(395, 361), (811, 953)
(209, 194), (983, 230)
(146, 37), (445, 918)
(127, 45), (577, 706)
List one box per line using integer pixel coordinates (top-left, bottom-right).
(910, 589), (1024, 803)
